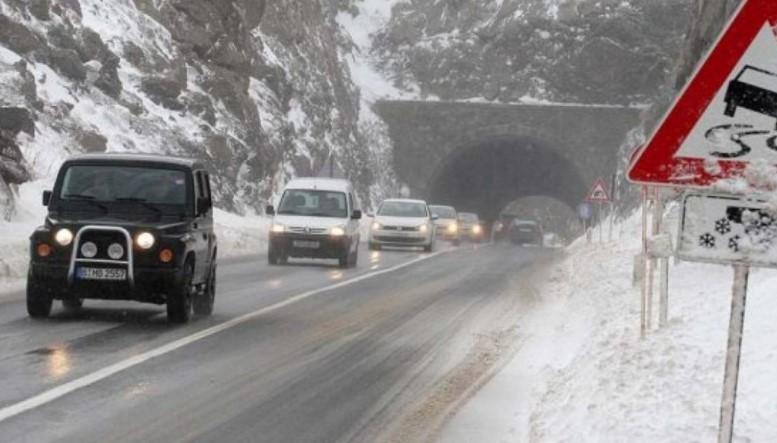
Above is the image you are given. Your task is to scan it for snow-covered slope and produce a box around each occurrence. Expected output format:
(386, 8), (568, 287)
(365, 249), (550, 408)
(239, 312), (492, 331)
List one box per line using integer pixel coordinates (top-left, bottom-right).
(443, 212), (777, 441)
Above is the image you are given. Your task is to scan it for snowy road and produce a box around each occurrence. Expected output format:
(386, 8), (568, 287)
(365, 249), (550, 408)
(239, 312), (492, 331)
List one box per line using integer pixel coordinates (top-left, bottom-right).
(0, 243), (555, 442)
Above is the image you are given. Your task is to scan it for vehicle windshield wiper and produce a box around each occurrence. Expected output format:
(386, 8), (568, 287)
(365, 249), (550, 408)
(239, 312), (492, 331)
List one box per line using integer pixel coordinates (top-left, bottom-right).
(62, 194), (108, 212)
(277, 210), (303, 215)
(115, 197), (163, 216)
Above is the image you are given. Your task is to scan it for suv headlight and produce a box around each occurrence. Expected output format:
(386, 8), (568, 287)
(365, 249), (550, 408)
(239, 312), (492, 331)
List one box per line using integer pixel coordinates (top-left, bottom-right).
(330, 226), (346, 237)
(135, 232), (155, 250)
(271, 224), (286, 234)
(55, 228), (74, 246)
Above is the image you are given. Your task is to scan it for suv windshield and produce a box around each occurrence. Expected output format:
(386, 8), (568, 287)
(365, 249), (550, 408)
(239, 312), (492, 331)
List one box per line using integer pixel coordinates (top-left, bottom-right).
(59, 165), (188, 207)
(378, 201), (428, 218)
(278, 189), (347, 218)
(430, 206), (456, 219)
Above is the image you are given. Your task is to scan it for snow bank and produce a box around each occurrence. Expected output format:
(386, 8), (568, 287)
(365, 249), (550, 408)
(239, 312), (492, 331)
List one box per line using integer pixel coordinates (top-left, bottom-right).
(446, 212), (777, 441)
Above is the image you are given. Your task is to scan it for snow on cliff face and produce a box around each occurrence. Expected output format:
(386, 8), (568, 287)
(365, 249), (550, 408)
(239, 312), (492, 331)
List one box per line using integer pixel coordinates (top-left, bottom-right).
(0, 0), (394, 218)
(366, 0), (692, 105)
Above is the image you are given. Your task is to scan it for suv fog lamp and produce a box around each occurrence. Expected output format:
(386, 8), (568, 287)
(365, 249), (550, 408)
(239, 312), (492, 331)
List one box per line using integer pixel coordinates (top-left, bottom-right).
(81, 241), (98, 258)
(107, 243), (125, 260)
(135, 232), (155, 250)
(55, 228), (74, 246)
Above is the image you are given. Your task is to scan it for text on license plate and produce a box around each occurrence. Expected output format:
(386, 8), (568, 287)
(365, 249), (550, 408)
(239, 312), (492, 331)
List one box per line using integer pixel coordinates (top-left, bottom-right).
(77, 267), (127, 281)
(293, 240), (320, 249)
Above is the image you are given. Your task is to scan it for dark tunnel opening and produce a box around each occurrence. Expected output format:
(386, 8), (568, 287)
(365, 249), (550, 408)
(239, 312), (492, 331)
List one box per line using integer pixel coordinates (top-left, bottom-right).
(428, 137), (588, 232)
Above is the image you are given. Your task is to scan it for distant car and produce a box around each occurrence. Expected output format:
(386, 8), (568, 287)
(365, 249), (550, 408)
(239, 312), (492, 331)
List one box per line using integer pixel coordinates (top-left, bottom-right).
(429, 205), (460, 245)
(458, 212), (485, 242)
(369, 199), (435, 252)
(27, 154), (218, 323)
(266, 178), (362, 268)
(509, 220), (544, 247)
(492, 214), (518, 243)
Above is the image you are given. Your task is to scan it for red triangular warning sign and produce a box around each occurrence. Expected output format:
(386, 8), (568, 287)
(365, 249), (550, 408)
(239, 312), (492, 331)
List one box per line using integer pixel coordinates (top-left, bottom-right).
(628, 0), (777, 188)
(586, 178), (611, 203)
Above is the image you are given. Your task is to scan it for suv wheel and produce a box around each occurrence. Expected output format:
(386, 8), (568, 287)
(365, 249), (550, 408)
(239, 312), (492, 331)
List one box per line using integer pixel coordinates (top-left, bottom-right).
(168, 260), (194, 323)
(62, 298), (83, 312)
(193, 263), (216, 316)
(26, 273), (53, 319)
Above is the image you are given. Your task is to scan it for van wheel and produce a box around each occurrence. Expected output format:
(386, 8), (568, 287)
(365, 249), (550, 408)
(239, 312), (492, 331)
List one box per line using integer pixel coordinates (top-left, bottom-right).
(369, 242), (380, 251)
(26, 273), (53, 319)
(194, 263), (216, 316)
(168, 260), (193, 323)
(348, 247), (359, 268)
(424, 243), (433, 253)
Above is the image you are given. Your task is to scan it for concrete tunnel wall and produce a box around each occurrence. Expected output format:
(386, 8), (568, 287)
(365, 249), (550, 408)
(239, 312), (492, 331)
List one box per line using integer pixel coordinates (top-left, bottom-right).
(373, 100), (642, 223)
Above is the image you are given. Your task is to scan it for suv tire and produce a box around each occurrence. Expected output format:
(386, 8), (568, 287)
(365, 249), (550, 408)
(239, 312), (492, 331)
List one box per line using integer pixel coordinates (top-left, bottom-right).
(26, 273), (53, 319)
(193, 263), (216, 316)
(168, 260), (194, 323)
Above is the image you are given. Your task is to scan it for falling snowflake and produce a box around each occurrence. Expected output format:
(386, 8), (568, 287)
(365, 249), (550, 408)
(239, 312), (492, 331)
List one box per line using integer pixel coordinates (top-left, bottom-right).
(715, 218), (732, 235)
(729, 235), (741, 253)
(699, 233), (716, 249)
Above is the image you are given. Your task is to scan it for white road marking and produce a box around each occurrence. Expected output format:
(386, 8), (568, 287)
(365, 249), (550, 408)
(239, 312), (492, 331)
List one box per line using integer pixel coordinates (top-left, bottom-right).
(0, 250), (449, 423)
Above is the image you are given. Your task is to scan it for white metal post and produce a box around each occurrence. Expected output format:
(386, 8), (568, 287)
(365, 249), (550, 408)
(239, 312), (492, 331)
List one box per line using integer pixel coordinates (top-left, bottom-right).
(599, 203), (604, 244)
(658, 257), (669, 327)
(640, 187), (648, 337)
(718, 264), (749, 443)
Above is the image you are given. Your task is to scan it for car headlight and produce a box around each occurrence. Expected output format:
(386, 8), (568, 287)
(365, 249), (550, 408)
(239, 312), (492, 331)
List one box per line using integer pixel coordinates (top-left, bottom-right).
(108, 243), (125, 260)
(271, 224), (286, 234)
(419, 224), (428, 233)
(448, 223), (458, 234)
(80, 241), (98, 258)
(473, 225), (482, 234)
(372, 222), (382, 231)
(135, 232), (155, 250)
(55, 228), (74, 246)
(330, 226), (346, 237)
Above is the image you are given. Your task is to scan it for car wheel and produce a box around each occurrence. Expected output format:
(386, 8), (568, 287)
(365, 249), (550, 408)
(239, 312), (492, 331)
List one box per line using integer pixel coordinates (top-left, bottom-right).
(424, 243), (433, 253)
(168, 259), (194, 323)
(349, 247), (359, 268)
(62, 298), (83, 312)
(26, 272), (53, 319)
(193, 263), (216, 316)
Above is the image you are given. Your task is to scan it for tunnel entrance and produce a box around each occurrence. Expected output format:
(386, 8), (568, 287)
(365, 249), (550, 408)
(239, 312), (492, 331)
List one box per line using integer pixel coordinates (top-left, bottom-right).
(428, 137), (587, 231)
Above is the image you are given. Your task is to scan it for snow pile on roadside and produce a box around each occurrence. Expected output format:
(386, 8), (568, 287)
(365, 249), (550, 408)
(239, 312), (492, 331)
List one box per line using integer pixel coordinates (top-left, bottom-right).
(520, 213), (777, 441)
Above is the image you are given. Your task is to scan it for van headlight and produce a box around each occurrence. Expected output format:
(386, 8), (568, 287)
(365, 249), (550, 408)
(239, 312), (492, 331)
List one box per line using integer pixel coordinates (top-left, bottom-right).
(419, 224), (428, 233)
(55, 228), (74, 246)
(330, 226), (346, 237)
(372, 222), (382, 231)
(135, 232), (155, 250)
(271, 224), (286, 234)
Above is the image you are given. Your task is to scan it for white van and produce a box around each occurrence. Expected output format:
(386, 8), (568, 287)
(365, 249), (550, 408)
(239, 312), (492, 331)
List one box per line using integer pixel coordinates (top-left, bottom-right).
(266, 178), (362, 268)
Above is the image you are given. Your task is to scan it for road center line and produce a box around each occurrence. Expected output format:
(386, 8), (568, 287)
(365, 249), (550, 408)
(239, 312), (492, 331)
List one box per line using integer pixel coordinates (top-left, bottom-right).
(0, 250), (449, 423)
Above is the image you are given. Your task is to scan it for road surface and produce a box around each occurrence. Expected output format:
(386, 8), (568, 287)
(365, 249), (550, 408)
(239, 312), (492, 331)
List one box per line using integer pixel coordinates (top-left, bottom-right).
(0, 243), (555, 443)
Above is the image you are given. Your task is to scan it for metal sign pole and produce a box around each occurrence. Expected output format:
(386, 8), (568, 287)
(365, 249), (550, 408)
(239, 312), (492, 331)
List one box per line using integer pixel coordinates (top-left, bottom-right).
(598, 203), (604, 244)
(653, 192), (669, 328)
(640, 187), (648, 337)
(718, 264), (750, 443)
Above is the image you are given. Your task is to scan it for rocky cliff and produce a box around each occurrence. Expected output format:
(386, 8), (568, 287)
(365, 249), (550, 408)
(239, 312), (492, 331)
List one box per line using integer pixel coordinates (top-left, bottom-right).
(0, 0), (391, 218)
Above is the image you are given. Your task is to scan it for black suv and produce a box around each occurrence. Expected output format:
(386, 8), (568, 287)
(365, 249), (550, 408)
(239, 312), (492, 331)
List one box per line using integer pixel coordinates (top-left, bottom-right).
(27, 154), (217, 323)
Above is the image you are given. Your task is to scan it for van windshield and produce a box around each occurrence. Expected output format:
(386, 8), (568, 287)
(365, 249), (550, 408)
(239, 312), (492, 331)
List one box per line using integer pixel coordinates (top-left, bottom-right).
(278, 190), (348, 218)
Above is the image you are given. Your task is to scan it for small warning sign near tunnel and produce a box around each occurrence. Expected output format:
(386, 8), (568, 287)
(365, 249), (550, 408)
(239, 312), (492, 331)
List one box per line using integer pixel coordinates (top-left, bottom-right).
(586, 178), (611, 203)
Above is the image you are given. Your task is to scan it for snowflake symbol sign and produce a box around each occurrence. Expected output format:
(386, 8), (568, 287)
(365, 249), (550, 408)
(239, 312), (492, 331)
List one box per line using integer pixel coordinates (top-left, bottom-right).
(715, 218), (732, 235)
(729, 235), (741, 253)
(699, 233), (716, 249)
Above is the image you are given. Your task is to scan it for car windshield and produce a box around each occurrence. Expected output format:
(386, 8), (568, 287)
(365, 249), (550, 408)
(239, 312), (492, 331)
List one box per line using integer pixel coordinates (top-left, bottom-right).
(459, 213), (478, 223)
(430, 206), (456, 219)
(378, 201), (428, 218)
(278, 189), (347, 218)
(59, 165), (188, 206)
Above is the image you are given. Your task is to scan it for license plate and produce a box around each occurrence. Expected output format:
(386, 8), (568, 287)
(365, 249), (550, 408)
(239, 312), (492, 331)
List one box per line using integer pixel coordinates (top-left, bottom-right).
(77, 267), (127, 281)
(293, 240), (320, 249)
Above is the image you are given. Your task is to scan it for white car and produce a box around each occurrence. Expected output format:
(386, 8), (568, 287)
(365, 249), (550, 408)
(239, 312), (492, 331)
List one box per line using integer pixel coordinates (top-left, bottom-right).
(266, 178), (362, 268)
(369, 199), (436, 252)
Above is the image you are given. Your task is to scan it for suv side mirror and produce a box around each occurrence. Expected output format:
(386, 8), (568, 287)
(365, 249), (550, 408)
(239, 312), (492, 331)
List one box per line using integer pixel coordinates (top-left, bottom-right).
(197, 197), (212, 215)
(42, 190), (52, 206)
(351, 210), (362, 220)
(266, 205), (275, 216)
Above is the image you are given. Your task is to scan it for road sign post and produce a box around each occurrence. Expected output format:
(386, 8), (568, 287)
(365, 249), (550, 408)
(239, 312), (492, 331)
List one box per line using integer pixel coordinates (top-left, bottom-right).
(626, 1), (777, 438)
(586, 178), (611, 246)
